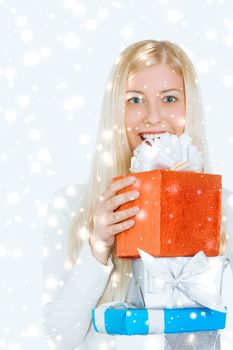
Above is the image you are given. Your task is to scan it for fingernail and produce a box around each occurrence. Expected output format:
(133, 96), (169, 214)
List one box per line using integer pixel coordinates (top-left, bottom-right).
(130, 191), (140, 199)
(128, 219), (134, 226)
(132, 206), (140, 213)
(127, 176), (136, 182)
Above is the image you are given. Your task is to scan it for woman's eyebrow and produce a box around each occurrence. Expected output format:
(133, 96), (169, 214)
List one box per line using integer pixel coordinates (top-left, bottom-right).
(125, 90), (143, 94)
(126, 88), (182, 94)
(160, 88), (182, 93)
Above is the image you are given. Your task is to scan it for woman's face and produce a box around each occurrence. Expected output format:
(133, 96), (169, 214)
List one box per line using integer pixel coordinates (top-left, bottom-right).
(125, 63), (186, 151)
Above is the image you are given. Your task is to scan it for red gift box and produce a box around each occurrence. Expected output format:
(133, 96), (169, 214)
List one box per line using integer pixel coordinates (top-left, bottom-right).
(113, 170), (221, 258)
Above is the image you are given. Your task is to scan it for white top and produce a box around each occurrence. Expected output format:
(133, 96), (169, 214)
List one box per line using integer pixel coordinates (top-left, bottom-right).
(42, 183), (233, 350)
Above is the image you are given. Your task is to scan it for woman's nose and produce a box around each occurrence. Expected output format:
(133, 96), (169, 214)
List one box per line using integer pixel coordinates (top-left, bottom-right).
(143, 102), (162, 124)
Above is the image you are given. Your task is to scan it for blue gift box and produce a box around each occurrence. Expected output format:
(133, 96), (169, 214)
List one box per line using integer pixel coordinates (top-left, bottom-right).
(92, 304), (226, 335)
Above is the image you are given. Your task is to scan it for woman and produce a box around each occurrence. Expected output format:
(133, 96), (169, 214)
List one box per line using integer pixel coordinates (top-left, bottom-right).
(42, 40), (233, 349)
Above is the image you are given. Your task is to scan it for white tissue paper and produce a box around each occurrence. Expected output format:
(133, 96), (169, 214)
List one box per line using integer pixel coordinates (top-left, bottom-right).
(130, 132), (204, 173)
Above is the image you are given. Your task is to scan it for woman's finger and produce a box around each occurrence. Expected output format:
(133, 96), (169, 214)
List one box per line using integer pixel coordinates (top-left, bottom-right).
(105, 190), (140, 212)
(108, 206), (139, 225)
(107, 218), (135, 236)
(99, 176), (137, 202)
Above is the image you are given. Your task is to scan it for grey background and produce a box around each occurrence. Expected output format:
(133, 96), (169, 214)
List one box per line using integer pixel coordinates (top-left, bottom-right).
(0, 0), (233, 348)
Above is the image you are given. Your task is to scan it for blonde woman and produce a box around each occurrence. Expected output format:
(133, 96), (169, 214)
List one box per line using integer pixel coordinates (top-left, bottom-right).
(42, 40), (233, 350)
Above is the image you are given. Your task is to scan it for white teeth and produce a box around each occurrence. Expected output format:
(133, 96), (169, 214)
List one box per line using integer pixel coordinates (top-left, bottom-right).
(141, 133), (165, 140)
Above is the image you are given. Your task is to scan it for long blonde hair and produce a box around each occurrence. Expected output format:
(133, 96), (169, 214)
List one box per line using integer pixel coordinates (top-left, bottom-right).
(67, 39), (227, 306)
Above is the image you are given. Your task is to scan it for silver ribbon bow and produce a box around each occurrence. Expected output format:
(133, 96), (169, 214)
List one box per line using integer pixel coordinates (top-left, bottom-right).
(137, 249), (226, 313)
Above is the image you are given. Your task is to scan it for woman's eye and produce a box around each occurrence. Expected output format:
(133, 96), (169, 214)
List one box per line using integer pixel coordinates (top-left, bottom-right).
(128, 97), (143, 104)
(163, 95), (177, 103)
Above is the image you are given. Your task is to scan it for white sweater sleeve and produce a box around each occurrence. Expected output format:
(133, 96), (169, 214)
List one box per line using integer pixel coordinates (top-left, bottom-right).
(42, 184), (114, 350)
(222, 187), (233, 274)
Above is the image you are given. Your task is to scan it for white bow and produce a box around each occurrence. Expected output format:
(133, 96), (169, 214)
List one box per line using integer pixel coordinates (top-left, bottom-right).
(137, 249), (226, 313)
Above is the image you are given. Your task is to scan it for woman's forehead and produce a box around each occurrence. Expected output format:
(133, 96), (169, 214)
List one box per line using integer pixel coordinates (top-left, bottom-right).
(127, 64), (184, 92)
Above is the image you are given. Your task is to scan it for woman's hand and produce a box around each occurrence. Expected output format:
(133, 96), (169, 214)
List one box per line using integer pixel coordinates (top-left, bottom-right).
(89, 176), (139, 265)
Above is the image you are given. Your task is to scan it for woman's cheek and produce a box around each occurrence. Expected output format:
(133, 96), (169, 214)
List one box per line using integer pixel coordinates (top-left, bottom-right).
(174, 115), (186, 133)
(126, 110), (140, 126)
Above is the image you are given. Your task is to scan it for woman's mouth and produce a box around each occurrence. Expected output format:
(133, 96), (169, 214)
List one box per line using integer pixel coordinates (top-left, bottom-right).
(140, 132), (169, 141)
